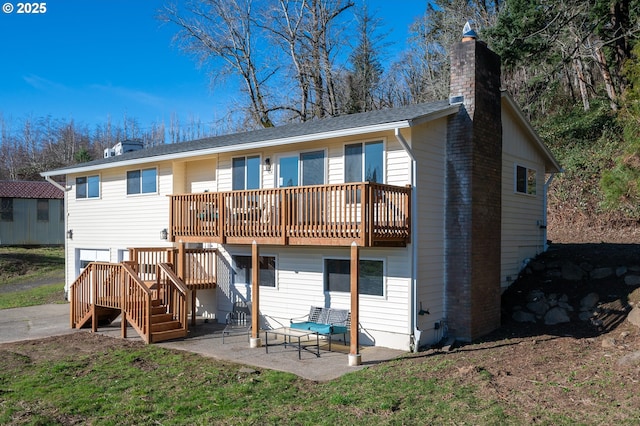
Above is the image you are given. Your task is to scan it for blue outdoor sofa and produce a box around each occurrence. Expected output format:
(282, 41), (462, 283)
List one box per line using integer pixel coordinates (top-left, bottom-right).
(290, 306), (350, 351)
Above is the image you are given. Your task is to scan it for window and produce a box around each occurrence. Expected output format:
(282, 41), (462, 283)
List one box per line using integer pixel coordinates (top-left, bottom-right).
(127, 168), (157, 195)
(232, 255), (276, 287)
(277, 151), (325, 187)
(232, 156), (260, 190)
(76, 175), (100, 199)
(37, 199), (49, 222)
(516, 165), (536, 195)
(324, 258), (384, 296)
(0, 198), (13, 221)
(345, 141), (383, 183)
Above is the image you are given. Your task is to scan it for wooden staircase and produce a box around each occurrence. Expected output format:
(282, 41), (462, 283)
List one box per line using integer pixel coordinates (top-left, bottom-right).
(69, 262), (189, 344)
(149, 299), (187, 343)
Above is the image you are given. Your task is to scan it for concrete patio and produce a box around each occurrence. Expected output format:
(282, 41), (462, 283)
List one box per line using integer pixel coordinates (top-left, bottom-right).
(0, 303), (405, 382)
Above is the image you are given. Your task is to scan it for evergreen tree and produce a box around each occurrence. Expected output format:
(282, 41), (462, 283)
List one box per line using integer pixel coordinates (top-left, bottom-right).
(344, 5), (384, 114)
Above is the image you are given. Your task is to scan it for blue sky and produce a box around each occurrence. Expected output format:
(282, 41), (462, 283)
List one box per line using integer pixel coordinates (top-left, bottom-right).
(0, 0), (428, 135)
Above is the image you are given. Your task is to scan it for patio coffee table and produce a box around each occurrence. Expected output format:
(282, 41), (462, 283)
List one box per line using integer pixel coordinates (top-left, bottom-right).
(264, 327), (320, 359)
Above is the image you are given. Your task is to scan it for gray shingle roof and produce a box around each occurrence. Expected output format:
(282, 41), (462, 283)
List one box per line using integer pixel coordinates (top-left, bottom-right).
(45, 100), (453, 175)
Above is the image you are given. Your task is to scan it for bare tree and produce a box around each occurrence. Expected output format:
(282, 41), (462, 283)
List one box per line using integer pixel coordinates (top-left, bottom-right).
(388, 0), (500, 106)
(160, 0), (276, 128)
(260, 0), (353, 121)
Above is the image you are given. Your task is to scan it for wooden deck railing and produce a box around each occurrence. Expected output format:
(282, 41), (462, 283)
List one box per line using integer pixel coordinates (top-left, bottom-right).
(128, 247), (217, 289)
(169, 182), (411, 247)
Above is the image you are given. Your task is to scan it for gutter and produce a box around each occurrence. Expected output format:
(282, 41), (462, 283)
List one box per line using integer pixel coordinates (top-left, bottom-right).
(394, 128), (421, 352)
(43, 175), (71, 192)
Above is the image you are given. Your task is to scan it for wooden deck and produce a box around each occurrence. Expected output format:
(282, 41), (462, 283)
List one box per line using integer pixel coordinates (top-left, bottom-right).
(169, 182), (411, 247)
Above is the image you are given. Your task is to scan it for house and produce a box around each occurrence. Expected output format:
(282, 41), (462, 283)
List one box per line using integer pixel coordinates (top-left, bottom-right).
(41, 34), (560, 364)
(0, 180), (65, 246)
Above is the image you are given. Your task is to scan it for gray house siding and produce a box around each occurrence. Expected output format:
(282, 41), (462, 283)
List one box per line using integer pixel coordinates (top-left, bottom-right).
(0, 197), (64, 246)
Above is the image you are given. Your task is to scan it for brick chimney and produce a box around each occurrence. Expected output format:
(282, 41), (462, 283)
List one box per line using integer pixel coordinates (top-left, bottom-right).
(445, 24), (502, 341)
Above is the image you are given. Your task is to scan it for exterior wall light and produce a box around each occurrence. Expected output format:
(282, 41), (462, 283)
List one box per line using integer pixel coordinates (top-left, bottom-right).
(67, 229), (73, 239)
(264, 157), (271, 172)
(160, 228), (168, 240)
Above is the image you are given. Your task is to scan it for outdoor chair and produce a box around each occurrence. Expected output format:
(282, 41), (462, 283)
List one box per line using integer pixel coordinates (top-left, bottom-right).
(222, 301), (252, 343)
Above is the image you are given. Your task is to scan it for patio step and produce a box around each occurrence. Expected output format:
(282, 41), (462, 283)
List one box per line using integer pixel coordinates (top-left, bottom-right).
(150, 325), (187, 343)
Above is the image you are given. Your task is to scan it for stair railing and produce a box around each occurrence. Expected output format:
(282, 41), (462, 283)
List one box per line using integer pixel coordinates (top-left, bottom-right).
(120, 262), (153, 344)
(69, 265), (93, 328)
(156, 263), (189, 332)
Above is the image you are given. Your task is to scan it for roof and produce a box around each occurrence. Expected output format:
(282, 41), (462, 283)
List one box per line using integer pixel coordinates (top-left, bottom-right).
(40, 95), (561, 177)
(42, 100), (458, 176)
(0, 180), (64, 199)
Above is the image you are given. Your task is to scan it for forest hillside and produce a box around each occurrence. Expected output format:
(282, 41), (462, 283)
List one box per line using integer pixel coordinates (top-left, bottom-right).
(1, 1), (638, 241)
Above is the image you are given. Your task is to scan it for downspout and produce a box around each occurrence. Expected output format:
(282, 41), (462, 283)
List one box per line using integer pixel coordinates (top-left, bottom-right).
(394, 128), (421, 352)
(44, 175), (72, 299)
(542, 173), (556, 252)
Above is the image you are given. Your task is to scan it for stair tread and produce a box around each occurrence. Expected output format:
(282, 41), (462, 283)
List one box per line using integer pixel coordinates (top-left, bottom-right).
(151, 320), (182, 332)
(151, 328), (187, 343)
(151, 313), (174, 323)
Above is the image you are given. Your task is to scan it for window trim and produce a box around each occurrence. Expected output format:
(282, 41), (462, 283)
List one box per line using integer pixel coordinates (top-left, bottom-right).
(344, 139), (385, 184)
(232, 155), (262, 190)
(514, 164), (537, 196)
(323, 256), (386, 297)
(276, 149), (327, 188)
(75, 174), (101, 200)
(126, 167), (158, 196)
(231, 253), (277, 289)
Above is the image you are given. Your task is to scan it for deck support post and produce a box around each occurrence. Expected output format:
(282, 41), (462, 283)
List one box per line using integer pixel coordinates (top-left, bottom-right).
(250, 240), (262, 348)
(121, 310), (127, 338)
(349, 242), (361, 366)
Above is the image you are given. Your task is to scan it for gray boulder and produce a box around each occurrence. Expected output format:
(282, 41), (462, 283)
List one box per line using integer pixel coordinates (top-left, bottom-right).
(590, 267), (613, 280)
(627, 306), (640, 328)
(580, 292), (600, 311)
(527, 300), (550, 317)
(562, 262), (585, 281)
(625, 275), (640, 286)
(544, 307), (570, 325)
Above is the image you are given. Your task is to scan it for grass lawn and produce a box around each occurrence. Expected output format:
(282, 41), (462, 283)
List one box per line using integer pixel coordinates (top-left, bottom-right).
(0, 246), (66, 309)
(0, 336), (511, 425)
(1, 246), (639, 424)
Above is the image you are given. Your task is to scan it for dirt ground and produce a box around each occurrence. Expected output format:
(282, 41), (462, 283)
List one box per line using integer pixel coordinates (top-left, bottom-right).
(2, 238), (640, 422)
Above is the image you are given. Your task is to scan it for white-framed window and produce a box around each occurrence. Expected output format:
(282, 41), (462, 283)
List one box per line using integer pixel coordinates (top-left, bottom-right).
(232, 156), (261, 190)
(324, 258), (384, 296)
(277, 150), (326, 188)
(345, 140), (384, 183)
(232, 254), (276, 288)
(127, 168), (157, 195)
(76, 175), (100, 199)
(515, 164), (537, 195)
(76, 248), (110, 276)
